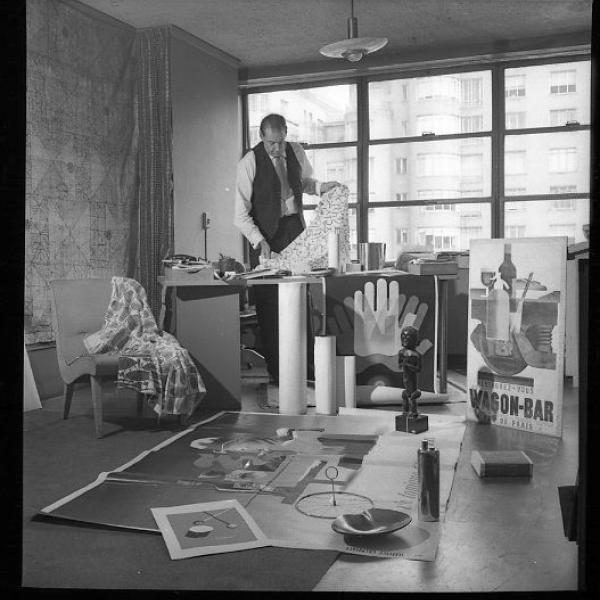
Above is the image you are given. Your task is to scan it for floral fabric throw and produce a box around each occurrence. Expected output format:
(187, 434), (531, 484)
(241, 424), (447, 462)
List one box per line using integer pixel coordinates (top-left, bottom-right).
(83, 277), (205, 416)
(261, 184), (351, 273)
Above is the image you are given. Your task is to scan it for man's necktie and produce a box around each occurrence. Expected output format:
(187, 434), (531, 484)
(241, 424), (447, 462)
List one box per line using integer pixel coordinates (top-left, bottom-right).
(274, 156), (293, 201)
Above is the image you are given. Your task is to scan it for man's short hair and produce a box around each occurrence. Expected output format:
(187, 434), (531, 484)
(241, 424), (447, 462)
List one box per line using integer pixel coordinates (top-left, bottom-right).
(260, 113), (287, 135)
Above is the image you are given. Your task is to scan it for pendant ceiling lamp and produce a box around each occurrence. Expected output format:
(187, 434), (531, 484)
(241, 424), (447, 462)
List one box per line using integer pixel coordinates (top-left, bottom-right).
(319, 0), (388, 62)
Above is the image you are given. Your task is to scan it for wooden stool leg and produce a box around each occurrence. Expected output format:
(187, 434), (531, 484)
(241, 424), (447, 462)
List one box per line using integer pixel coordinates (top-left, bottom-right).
(63, 383), (74, 419)
(136, 392), (144, 416)
(90, 375), (104, 438)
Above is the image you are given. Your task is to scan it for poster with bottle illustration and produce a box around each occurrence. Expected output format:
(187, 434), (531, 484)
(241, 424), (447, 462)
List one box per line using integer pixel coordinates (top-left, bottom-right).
(466, 237), (567, 437)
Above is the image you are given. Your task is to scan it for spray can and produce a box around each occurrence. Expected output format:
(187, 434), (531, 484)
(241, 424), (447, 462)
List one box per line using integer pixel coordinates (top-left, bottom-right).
(418, 438), (440, 521)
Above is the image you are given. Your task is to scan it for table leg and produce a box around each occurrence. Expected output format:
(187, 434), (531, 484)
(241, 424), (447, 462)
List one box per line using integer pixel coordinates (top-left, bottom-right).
(278, 282), (307, 414)
(438, 278), (448, 394)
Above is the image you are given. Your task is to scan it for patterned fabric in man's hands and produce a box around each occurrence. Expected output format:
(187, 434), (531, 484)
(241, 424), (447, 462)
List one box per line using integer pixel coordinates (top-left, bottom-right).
(83, 277), (205, 416)
(261, 184), (350, 273)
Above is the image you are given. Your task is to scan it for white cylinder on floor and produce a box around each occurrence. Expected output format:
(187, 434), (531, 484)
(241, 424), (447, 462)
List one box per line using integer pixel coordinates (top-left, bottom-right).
(278, 282), (307, 415)
(327, 230), (339, 270)
(315, 335), (336, 415)
(343, 355), (356, 408)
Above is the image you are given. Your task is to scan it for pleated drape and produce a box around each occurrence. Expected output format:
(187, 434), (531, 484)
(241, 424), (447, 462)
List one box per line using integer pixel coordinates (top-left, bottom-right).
(133, 26), (173, 317)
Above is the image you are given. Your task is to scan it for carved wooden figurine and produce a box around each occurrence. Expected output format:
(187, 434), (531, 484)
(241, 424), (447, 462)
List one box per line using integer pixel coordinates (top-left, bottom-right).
(396, 325), (429, 434)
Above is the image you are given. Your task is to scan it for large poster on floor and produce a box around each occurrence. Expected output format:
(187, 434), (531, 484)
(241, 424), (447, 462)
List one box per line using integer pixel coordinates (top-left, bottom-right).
(324, 273), (437, 392)
(38, 410), (466, 561)
(466, 237), (567, 437)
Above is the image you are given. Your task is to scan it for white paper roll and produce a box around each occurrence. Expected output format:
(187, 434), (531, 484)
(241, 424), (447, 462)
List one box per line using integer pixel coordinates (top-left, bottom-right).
(315, 336), (336, 415)
(343, 355), (356, 408)
(356, 385), (449, 406)
(278, 282), (307, 415)
(327, 230), (339, 270)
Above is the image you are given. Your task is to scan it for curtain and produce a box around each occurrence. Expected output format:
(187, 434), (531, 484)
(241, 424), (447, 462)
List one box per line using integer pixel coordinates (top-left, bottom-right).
(134, 26), (174, 317)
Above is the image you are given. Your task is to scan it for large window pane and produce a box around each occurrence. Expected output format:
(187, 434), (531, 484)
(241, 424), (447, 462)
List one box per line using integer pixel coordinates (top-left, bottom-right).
(247, 84), (357, 146)
(504, 198), (589, 244)
(304, 207), (358, 260)
(369, 71), (491, 139)
(368, 203), (491, 259)
(304, 147), (358, 203)
(504, 131), (590, 195)
(369, 138), (491, 202)
(505, 61), (590, 129)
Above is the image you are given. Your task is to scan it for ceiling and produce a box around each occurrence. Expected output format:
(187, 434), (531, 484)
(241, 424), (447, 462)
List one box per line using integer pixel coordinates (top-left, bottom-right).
(77, 0), (593, 73)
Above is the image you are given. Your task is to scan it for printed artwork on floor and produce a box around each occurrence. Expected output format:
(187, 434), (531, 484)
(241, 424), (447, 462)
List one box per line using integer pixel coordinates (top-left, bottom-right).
(40, 411), (467, 561)
(325, 274), (436, 391)
(466, 237), (567, 437)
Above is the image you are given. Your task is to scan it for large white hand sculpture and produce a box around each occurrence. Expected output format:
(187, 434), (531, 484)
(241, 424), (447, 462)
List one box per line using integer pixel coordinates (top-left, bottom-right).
(342, 278), (433, 358)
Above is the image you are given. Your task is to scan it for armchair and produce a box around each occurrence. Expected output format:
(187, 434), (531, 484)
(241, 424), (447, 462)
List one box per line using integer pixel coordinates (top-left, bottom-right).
(50, 278), (144, 438)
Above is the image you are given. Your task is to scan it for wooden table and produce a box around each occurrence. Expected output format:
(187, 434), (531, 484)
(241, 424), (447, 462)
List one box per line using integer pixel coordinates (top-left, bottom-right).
(157, 277), (242, 411)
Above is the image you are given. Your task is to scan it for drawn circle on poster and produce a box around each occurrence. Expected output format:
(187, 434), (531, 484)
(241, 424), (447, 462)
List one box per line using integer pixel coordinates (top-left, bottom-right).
(295, 491), (374, 519)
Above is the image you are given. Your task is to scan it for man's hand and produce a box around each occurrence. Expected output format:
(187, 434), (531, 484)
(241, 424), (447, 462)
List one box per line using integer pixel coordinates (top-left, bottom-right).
(320, 181), (340, 195)
(259, 239), (271, 260)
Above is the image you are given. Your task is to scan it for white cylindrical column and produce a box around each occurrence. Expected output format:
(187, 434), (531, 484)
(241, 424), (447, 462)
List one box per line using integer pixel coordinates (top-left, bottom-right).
(315, 335), (337, 415)
(327, 229), (339, 270)
(343, 355), (356, 408)
(278, 282), (307, 415)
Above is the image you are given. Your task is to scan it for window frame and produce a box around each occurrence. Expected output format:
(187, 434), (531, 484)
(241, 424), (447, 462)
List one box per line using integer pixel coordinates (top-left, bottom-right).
(241, 53), (590, 249)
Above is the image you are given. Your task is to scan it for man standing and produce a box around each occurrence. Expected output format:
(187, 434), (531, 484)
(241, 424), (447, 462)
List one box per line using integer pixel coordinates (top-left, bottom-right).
(234, 113), (338, 383)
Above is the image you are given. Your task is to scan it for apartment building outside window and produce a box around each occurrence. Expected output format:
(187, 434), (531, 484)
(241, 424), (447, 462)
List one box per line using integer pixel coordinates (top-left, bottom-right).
(549, 147), (577, 173)
(550, 108), (577, 126)
(506, 111), (526, 129)
(550, 70), (576, 94)
(461, 78), (483, 104)
(244, 58), (589, 260)
(505, 74), (526, 97)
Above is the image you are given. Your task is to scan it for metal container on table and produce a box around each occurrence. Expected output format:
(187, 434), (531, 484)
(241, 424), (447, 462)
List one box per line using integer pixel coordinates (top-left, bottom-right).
(358, 242), (386, 271)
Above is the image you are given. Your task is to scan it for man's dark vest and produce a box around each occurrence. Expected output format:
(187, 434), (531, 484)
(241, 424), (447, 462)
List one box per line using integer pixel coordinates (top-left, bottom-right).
(251, 141), (305, 241)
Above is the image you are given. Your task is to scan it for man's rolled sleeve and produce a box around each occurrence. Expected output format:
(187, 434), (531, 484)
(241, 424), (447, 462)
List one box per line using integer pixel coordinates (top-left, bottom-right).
(234, 152), (265, 248)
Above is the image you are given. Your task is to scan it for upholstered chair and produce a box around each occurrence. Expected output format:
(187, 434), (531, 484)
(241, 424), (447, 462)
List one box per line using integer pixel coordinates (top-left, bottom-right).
(50, 278), (144, 438)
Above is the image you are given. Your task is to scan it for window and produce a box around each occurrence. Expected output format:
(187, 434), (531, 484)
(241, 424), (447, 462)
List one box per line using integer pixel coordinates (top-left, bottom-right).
(549, 185), (577, 194)
(505, 225), (526, 238)
(396, 228), (409, 244)
(395, 157), (407, 174)
(551, 198), (576, 210)
(550, 108), (577, 126)
(505, 75), (526, 97)
(461, 78), (483, 104)
(506, 112), (526, 129)
(422, 204), (455, 212)
(417, 76), (460, 101)
(549, 147), (577, 173)
(418, 228), (457, 251)
(245, 59), (590, 252)
(505, 187), (527, 197)
(417, 114), (460, 135)
(550, 70), (576, 94)
(417, 153), (460, 176)
(506, 151), (527, 175)
(461, 115), (483, 133)
(326, 161), (345, 181)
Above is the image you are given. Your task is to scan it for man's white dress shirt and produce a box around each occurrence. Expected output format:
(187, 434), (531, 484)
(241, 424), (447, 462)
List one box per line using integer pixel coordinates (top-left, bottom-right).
(234, 141), (321, 249)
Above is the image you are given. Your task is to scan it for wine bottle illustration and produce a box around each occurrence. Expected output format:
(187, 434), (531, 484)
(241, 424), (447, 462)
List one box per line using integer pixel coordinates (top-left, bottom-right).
(498, 243), (517, 300)
(486, 271), (510, 343)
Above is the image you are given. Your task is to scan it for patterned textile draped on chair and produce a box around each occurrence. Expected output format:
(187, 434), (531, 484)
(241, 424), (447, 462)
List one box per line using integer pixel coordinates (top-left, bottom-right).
(84, 277), (205, 416)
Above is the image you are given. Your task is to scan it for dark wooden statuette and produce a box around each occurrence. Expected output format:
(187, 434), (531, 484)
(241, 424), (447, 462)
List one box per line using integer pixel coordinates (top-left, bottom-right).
(395, 325), (429, 434)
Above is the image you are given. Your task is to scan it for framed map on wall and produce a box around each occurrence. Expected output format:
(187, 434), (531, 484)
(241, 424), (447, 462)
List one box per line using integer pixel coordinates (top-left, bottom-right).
(466, 237), (567, 437)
